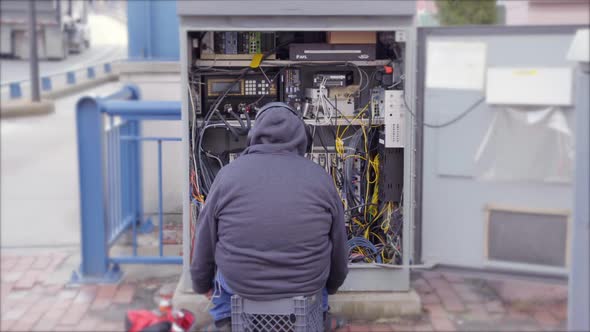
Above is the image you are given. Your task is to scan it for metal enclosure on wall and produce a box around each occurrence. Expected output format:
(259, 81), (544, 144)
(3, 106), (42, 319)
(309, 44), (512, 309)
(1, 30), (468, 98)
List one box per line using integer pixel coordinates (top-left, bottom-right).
(177, 1), (417, 293)
(416, 26), (581, 275)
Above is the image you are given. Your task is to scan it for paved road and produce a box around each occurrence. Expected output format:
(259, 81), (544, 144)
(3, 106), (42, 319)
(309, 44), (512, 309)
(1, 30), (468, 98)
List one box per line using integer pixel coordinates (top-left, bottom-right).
(0, 13), (126, 84)
(1, 82), (123, 248)
(0, 11), (127, 248)
(0, 44), (124, 83)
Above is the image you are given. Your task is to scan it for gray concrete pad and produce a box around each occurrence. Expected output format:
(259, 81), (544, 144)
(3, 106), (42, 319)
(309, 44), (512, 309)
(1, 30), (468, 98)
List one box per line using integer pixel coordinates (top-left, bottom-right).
(329, 290), (422, 320)
(172, 269), (421, 325)
(0, 100), (55, 118)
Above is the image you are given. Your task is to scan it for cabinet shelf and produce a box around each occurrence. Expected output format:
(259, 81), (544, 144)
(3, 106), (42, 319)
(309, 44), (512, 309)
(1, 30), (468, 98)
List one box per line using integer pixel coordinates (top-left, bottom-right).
(194, 59), (391, 68)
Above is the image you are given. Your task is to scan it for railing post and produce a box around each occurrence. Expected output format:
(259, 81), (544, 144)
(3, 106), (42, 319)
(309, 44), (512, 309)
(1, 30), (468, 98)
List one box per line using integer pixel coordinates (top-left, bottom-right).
(9, 82), (22, 99)
(129, 120), (145, 222)
(41, 77), (52, 91)
(87, 67), (96, 79)
(71, 96), (121, 283)
(67, 71), (76, 85)
(125, 86), (153, 232)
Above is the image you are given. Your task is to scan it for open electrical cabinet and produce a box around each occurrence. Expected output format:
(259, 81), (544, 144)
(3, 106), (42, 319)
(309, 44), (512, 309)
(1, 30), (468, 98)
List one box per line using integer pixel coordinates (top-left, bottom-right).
(178, 2), (416, 292)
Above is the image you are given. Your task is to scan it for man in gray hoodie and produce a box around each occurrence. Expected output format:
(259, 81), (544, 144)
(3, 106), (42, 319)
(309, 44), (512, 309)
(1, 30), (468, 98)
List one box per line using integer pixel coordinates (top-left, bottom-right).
(190, 102), (349, 328)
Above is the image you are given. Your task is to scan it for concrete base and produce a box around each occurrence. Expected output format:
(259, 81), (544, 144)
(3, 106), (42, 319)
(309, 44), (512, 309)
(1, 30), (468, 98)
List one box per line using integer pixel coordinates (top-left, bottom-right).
(329, 290), (421, 321)
(0, 100), (55, 118)
(172, 274), (421, 326)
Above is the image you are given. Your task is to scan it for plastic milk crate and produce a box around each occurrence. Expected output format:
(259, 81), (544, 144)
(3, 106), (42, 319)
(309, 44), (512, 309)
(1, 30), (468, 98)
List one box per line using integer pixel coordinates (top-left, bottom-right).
(231, 292), (323, 332)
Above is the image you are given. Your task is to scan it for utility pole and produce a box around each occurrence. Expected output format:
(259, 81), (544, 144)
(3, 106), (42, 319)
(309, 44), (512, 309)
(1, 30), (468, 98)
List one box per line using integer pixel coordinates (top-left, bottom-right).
(29, 0), (40, 102)
(56, 0), (62, 27)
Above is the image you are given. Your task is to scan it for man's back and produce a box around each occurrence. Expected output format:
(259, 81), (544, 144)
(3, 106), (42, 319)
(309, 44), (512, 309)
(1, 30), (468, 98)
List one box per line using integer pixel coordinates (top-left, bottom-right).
(191, 103), (348, 301)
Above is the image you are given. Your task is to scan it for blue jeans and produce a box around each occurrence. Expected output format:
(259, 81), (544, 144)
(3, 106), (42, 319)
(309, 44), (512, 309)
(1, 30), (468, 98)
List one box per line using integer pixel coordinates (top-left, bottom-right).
(210, 272), (329, 322)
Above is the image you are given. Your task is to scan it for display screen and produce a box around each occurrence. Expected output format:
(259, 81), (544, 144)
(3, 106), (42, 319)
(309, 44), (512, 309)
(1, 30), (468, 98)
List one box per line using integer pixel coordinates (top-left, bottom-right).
(210, 81), (241, 94)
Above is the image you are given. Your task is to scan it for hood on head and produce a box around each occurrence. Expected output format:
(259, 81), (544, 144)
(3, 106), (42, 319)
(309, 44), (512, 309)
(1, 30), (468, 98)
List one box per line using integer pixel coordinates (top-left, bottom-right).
(242, 103), (308, 156)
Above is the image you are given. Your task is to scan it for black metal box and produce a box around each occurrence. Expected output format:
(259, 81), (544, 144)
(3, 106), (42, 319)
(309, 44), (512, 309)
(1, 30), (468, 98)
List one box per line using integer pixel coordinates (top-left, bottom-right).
(289, 43), (376, 61)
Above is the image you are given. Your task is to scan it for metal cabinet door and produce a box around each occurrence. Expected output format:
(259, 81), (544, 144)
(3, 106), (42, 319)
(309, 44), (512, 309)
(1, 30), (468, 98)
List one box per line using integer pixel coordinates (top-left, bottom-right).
(415, 25), (582, 275)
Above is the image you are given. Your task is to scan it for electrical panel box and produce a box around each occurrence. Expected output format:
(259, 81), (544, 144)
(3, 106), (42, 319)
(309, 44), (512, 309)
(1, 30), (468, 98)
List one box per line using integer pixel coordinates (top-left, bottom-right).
(372, 89), (405, 148)
(384, 90), (405, 148)
(178, 6), (416, 294)
(200, 31), (277, 60)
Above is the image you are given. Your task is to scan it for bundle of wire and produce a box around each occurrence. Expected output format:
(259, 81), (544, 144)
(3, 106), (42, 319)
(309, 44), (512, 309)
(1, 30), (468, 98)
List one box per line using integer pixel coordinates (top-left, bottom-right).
(188, 59), (403, 265)
(347, 237), (382, 263)
(331, 102), (404, 265)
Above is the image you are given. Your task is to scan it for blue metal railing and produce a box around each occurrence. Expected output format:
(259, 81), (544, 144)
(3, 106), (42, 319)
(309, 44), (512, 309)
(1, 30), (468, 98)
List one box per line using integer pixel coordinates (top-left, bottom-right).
(72, 84), (182, 283)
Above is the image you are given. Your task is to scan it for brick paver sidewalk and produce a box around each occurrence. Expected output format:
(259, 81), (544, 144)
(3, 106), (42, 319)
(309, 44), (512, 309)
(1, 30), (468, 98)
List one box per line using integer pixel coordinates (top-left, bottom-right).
(1, 251), (177, 331)
(1, 251), (568, 331)
(334, 270), (567, 332)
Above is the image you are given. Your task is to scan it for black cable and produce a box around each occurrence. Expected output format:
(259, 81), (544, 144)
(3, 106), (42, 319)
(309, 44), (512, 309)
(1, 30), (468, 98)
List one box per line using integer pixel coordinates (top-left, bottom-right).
(196, 49), (286, 194)
(226, 109), (248, 134)
(242, 107), (252, 130)
(315, 127), (330, 155)
(194, 38), (296, 196)
(322, 95), (354, 128)
(345, 203), (377, 213)
(203, 68), (251, 126)
(403, 91), (485, 129)
(212, 110), (241, 141)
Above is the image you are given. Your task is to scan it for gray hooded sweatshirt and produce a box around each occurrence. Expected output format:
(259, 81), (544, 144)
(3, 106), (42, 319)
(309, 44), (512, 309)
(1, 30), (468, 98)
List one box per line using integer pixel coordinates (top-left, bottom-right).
(190, 104), (349, 300)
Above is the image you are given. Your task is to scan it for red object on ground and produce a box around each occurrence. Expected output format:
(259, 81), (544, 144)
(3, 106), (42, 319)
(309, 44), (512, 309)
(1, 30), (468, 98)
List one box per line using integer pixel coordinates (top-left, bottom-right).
(174, 309), (196, 331)
(125, 309), (195, 332)
(125, 310), (170, 332)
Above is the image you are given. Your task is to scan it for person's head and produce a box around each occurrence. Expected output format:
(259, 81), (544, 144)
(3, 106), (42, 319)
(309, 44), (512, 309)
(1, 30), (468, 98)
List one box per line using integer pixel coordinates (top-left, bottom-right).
(243, 102), (312, 156)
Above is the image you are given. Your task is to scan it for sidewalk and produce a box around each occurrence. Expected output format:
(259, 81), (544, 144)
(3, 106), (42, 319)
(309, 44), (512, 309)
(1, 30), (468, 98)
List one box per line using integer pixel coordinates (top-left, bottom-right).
(1, 249), (567, 332)
(0, 249), (181, 332)
(337, 270), (567, 332)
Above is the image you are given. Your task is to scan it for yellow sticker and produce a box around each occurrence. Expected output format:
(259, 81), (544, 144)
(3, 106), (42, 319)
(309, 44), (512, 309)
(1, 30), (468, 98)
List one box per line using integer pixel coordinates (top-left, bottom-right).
(513, 69), (538, 76)
(250, 54), (263, 68)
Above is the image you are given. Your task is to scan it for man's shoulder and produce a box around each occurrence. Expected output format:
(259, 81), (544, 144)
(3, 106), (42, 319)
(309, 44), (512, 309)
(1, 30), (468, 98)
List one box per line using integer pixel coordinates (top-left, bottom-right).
(220, 153), (331, 179)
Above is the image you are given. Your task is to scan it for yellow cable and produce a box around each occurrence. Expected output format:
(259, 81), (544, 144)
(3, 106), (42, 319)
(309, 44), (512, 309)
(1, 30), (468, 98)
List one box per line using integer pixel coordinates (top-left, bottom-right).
(353, 218), (366, 228)
(371, 232), (386, 244)
(373, 204), (388, 221)
(342, 154), (366, 161)
(369, 155), (380, 216)
(339, 103), (369, 140)
(361, 124), (370, 222)
(336, 103), (370, 156)
(331, 168), (346, 208)
(381, 202), (393, 232)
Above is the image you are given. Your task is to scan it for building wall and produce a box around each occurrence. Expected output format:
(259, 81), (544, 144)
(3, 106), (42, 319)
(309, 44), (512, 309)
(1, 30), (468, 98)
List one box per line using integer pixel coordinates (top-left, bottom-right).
(419, 0), (590, 26)
(527, 1), (590, 25)
(500, 1), (530, 25)
(118, 63), (183, 216)
(127, 0), (179, 60)
(125, 1), (181, 214)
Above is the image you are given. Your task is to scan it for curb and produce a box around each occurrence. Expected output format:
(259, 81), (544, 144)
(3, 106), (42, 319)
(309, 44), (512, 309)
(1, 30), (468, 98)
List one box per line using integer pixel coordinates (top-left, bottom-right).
(0, 100), (55, 118)
(1, 75), (119, 118)
(43, 74), (118, 100)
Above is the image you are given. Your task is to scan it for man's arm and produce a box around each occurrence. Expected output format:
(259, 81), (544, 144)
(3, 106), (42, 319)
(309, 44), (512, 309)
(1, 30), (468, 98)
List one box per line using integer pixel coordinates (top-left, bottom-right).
(326, 186), (349, 294)
(190, 174), (224, 294)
